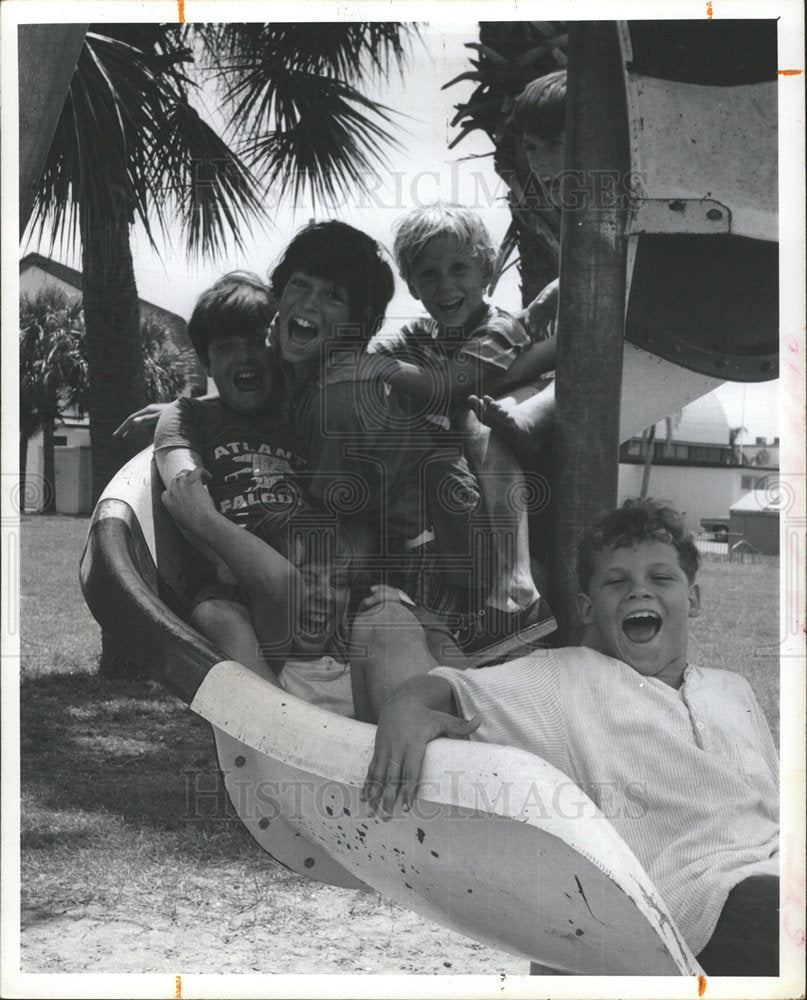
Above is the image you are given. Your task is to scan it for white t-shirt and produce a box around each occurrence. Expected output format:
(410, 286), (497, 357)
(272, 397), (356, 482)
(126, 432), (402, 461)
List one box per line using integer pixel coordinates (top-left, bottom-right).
(279, 656), (354, 718)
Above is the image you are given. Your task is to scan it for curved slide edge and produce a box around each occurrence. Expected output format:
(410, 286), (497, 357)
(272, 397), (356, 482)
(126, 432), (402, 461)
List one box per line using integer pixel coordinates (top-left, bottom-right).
(79, 495), (219, 705)
(193, 658), (702, 976)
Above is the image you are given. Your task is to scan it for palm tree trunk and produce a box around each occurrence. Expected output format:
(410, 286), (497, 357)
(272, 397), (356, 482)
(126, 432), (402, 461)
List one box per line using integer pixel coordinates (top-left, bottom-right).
(517, 224), (559, 308)
(79, 209), (149, 505)
(19, 434), (29, 513)
(42, 416), (57, 514)
(80, 209), (150, 679)
(640, 425), (657, 498)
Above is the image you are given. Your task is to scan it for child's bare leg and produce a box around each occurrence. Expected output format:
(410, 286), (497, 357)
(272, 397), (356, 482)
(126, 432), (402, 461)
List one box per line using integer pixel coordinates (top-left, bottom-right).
(468, 381), (554, 466)
(163, 471), (300, 660)
(349, 598), (464, 723)
(459, 409), (541, 614)
(190, 598), (281, 686)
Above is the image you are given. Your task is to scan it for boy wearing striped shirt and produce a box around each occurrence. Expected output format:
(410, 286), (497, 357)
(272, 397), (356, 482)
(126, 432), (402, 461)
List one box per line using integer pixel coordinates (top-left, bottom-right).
(364, 202), (557, 658)
(362, 499), (779, 975)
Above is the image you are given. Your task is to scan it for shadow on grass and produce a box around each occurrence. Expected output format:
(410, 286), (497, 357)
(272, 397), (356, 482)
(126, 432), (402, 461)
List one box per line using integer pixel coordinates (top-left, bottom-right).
(21, 673), (254, 860)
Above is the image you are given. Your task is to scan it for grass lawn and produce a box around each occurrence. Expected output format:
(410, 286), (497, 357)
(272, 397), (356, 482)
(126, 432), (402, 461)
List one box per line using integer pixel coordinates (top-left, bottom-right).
(20, 514), (101, 676)
(15, 515), (781, 973)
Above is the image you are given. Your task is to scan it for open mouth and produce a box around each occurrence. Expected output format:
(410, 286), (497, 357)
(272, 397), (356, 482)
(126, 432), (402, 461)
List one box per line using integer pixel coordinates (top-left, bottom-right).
(299, 608), (332, 636)
(438, 297), (464, 317)
(287, 316), (319, 346)
(233, 371), (264, 391)
(622, 611), (662, 644)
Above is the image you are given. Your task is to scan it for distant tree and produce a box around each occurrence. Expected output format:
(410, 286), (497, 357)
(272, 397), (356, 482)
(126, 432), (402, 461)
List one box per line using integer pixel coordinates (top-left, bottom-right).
(729, 425), (747, 464)
(20, 289), (87, 513)
(20, 289), (197, 513)
(640, 411), (682, 499)
(139, 315), (202, 404)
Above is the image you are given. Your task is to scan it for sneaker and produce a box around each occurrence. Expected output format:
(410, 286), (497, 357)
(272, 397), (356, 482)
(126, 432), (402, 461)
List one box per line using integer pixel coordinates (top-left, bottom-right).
(454, 596), (557, 666)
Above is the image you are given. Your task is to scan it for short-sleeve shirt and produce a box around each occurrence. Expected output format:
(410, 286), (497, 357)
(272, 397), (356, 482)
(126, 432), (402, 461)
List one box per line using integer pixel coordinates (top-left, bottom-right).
(275, 346), (429, 541)
(375, 302), (531, 377)
(431, 648), (779, 954)
(154, 396), (309, 542)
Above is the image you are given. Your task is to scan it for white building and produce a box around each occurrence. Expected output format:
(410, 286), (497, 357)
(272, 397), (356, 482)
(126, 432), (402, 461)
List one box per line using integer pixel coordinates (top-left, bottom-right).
(617, 391), (779, 533)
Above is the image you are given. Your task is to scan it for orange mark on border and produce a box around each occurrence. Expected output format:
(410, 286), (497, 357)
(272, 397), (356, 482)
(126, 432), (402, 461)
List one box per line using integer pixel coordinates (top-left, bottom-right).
(778, 69), (802, 75)
(175, 974), (182, 998)
(177, 0), (185, 22)
(706, 2), (713, 19)
(698, 974), (707, 995)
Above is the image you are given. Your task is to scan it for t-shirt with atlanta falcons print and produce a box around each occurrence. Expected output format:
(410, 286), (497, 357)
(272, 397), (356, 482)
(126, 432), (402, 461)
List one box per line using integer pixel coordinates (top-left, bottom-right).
(154, 396), (310, 543)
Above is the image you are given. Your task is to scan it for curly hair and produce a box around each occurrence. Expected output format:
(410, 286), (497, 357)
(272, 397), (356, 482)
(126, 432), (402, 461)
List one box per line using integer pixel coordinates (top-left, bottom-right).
(392, 202), (496, 286)
(269, 221), (395, 343)
(188, 271), (275, 366)
(577, 498), (700, 593)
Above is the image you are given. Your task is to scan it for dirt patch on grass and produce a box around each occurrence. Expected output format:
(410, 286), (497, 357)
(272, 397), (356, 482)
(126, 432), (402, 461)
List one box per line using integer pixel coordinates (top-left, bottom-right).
(20, 674), (517, 975)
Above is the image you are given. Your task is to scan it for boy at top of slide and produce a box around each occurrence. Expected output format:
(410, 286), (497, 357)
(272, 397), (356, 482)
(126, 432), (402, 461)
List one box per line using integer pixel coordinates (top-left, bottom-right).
(364, 202), (557, 656)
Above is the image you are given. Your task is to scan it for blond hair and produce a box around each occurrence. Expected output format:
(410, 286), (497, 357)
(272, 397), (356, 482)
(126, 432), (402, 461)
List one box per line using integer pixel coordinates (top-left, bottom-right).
(392, 202), (495, 285)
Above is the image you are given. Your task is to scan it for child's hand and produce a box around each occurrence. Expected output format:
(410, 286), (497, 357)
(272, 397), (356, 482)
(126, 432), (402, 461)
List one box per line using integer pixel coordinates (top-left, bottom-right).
(361, 693), (480, 818)
(113, 402), (169, 441)
(161, 467), (216, 536)
(357, 584), (415, 613)
(519, 277), (558, 342)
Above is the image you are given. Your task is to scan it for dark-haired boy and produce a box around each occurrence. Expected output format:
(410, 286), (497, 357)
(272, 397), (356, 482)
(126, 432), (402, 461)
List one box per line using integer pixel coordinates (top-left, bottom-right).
(152, 272), (316, 681)
(267, 221), (475, 713)
(154, 271), (308, 547)
(363, 499), (779, 975)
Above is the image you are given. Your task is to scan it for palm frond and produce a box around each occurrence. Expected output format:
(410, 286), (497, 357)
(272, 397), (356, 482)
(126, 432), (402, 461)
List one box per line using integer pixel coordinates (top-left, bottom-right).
(28, 24), (267, 258)
(152, 98), (267, 259)
(198, 23), (413, 86)
(198, 23), (413, 208)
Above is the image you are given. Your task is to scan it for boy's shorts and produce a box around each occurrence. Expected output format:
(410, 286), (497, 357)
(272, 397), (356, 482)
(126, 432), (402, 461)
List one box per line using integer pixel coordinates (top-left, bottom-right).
(278, 656), (355, 718)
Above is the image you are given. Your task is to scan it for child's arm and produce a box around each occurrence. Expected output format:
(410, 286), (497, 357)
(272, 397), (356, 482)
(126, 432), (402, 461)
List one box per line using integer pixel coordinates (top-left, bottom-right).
(114, 394), (218, 441)
(361, 673), (480, 816)
(517, 277), (559, 342)
(162, 469), (300, 658)
(494, 336), (556, 395)
(363, 349), (509, 410)
(155, 445), (230, 576)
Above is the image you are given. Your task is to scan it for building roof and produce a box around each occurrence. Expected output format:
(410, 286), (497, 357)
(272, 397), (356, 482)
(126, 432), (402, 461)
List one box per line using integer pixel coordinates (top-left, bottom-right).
(20, 252), (186, 329)
(729, 488), (782, 513)
(20, 252), (206, 394)
(651, 391), (730, 446)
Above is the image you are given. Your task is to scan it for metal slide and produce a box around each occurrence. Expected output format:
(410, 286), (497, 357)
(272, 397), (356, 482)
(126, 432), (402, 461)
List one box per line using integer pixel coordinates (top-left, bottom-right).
(79, 447), (701, 974)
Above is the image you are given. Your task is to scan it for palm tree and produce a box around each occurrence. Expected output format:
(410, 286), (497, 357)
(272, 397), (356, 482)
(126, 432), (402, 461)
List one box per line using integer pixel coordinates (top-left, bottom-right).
(27, 25), (262, 504)
(26, 22), (414, 504)
(19, 289), (87, 513)
(639, 412), (682, 499)
(25, 22), (413, 675)
(445, 22), (568, 305)
(196, 23), (410, 206)
(20, 289), (201, 513)
(729, 425), (747, 465)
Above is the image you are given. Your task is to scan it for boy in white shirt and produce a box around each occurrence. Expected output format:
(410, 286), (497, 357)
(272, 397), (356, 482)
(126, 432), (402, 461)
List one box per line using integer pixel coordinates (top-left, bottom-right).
(363, 499), (779, 975)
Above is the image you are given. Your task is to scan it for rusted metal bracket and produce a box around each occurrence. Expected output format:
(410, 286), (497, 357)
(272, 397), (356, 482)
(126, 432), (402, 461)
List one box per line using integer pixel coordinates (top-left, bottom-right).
(626, 198), (731, 235)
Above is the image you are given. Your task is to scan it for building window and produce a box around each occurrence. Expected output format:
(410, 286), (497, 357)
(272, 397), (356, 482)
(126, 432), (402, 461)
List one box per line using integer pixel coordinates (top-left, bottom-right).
(742, 474), (770, 490)
(53, 436), (68, 447)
